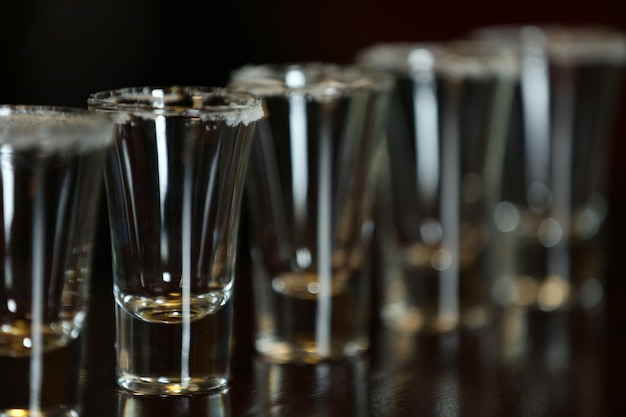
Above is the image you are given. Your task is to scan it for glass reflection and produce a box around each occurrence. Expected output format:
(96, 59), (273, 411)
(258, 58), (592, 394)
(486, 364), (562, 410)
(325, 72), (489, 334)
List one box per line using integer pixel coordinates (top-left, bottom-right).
(501, 310), (607, 417)
(369, 326), (505, 417)
(251, 357), (368, 416)
(117, 388), (231, 417)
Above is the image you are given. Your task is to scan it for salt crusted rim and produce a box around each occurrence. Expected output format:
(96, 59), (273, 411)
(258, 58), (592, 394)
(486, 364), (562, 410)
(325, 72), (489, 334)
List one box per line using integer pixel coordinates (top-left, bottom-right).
(88, 86), (265, 126)
(229, 62), (394, 98)
(471, 25), (626, 65)
(0, 105), (114, 152)
(356, 40), (520, 79)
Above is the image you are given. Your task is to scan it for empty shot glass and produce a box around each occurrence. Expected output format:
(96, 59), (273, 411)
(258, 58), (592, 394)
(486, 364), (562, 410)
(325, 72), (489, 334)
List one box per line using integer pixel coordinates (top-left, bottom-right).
(0, 106), (113, 416)
(472, 25), (626, 312)
(357, 41), (518, 334)
(230, 63), (392, 363)
(88, 86), (264, 395)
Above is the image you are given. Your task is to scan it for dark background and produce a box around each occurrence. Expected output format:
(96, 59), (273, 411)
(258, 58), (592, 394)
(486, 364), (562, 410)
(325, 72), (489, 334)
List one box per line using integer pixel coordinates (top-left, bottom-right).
(3, 0), (626, 105)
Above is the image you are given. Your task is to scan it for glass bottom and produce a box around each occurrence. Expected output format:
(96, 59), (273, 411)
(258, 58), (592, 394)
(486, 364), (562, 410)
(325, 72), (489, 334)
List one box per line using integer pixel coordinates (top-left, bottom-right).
(380, 303), (490, 334)
(256, 337), (368, 365)
(0, 408), (78, 417)
(117, 375), (228, 396)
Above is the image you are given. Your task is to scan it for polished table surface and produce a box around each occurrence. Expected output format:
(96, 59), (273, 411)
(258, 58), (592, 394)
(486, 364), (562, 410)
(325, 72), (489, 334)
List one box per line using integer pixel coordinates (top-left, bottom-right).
(80, 200), (626, 417)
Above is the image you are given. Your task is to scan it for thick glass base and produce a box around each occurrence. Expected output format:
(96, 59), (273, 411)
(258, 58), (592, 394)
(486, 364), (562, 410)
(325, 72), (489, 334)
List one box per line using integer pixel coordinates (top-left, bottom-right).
(0, 408), (78, 417)
(256, 337), (368, 365)
(380, 302), (490, 334)
(117, 375), (228, 396)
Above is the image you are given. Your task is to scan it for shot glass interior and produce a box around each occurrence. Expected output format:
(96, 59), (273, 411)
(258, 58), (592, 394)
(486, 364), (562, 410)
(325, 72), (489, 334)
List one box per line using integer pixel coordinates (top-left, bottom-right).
(89, 86), (263, 394)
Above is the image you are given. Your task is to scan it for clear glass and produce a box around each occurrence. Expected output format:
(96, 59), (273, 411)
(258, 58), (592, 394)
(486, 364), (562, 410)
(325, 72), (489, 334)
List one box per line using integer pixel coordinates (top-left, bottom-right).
(472, 25), (626, 312)
(230, 63), (393, 363)
(358, 41), (519, 333)
(0, 106), (113, 416)
(88, 86), (264, 395)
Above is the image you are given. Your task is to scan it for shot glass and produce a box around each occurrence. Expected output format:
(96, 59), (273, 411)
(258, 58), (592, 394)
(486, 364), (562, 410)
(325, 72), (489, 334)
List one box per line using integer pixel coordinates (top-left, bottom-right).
(88, 86), (264, 395)
(472, 25), (626, 312)
(0, 106), (113, 416)
(229, 63), (392, 363)
(357, 41), (518, 334)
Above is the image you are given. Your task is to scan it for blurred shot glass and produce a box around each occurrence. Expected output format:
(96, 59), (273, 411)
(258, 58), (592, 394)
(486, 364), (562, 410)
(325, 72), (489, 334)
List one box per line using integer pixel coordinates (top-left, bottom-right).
(88, 87), (264, 395)
(357, 41), (518, 334)
(472, 25), (626, 312)
(230, 63), (392, 363)
(0, 106), (113, 416)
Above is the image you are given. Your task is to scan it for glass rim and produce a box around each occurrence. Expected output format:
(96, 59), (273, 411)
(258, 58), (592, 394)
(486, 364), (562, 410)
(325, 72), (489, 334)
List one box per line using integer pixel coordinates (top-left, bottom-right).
(0, 103), (107, 119)
(228, 62), (395, 98)
(87, 86), (265, 126)
(356, 40), (520, 79)
(471, 24), (626, 64)
(0, 104), (114, 151)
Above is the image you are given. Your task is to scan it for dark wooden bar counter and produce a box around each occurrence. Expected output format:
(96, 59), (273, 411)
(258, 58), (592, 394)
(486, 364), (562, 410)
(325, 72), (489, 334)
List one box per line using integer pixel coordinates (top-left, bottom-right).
(78, 198), (626, 417)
